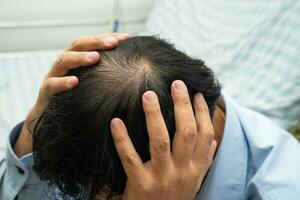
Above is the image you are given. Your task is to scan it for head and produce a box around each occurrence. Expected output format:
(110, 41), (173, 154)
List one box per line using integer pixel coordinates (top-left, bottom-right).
(32, 36), (221, 199)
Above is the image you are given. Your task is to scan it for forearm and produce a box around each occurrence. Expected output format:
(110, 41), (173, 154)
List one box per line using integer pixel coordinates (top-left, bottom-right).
(13, 108), (39, 157)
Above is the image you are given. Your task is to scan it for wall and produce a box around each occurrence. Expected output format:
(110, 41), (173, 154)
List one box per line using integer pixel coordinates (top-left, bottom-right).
(0, 0), (154, 52)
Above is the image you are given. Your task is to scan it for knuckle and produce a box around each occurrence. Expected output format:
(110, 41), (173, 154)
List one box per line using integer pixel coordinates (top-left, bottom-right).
(70, 37), (84, 49)
(54, 55), (65, 68)
(123, 153), (138, 166)
(200, 156), (213, 168)
(182, 126), (197, 143)
(60, 51), (68, 58)
(145, 105), (161, 118)
(40, 79), (54, 98)
(114, 133), (127, 144)
(197, 100), (209, 112)
(69, 41), (78, 49)
(74, 52), (82, 63)
(41, 79), (52, 93)
(176, 96), (191, 106)
(203, 130), (215, 143)
(152, 138), (169, 154)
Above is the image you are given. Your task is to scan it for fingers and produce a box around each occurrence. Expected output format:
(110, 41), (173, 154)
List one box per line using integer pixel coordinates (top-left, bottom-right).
(192, 93), (215, 166)
(67, 33), (130, 51)
(207, 140), (217, 164)
(171, 80), (198, 166)
(111, 33), (131, 41)
(195, 140), (217, 187)
(37, 76), (78, 109)
(142, 91), (171, 170)
(47, 33), (130, 78)
(110, 118), (145, 179)
(48, 33), (130, 78)
(46, 51), (100, 78)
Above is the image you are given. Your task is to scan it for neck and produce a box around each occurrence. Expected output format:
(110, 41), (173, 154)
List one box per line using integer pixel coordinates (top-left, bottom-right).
(212, 104), (225, 148)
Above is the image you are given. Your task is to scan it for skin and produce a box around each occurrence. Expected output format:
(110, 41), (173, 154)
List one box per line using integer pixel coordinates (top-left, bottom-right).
(111, 85), (220, 200)
(13, 33), (222, 200)
(14, 33), (129, 157)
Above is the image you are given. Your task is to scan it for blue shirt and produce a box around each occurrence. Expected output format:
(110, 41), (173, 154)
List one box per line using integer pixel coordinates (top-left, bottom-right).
(1, 93), (300, 200)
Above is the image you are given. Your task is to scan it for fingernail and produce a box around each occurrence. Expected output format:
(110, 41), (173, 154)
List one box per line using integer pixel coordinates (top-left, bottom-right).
(66, 76), (77, 88)
(118, 33), (130, 40)
(111, 118), (120, 129)
(85, 52), (99, 61)
(174, 80), (187, 92)
(105, 36), (118, 46)
(144, 91), (158, 103)
(195, 93), (204, 100)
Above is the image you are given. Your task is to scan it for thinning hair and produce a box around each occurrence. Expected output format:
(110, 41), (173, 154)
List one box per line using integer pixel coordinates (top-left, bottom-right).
(32, 36), (221, 199)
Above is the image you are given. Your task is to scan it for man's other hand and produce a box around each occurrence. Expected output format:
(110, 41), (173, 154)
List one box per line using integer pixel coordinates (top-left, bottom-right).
(14, 33), (130, 157)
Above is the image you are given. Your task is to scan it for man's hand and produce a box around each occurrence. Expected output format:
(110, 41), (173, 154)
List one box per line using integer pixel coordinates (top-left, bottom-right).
(14, 33), (130, 157)
(110, 80), (217, 200)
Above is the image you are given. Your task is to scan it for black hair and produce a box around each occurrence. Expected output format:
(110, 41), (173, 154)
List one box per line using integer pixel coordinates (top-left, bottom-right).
(32, 36), (221, 199)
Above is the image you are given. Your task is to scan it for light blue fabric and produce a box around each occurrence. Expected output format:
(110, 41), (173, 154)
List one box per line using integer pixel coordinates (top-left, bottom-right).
(0, 93), (299, 200)
(196, 93), (300, 200)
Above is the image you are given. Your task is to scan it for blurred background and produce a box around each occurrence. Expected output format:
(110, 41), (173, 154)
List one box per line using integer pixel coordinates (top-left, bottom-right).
(0, 0), (153, 51)
(0, 0), (299, 156)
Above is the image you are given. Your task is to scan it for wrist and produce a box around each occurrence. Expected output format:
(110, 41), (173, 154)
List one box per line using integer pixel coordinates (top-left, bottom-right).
(13, 119), (34, 157)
